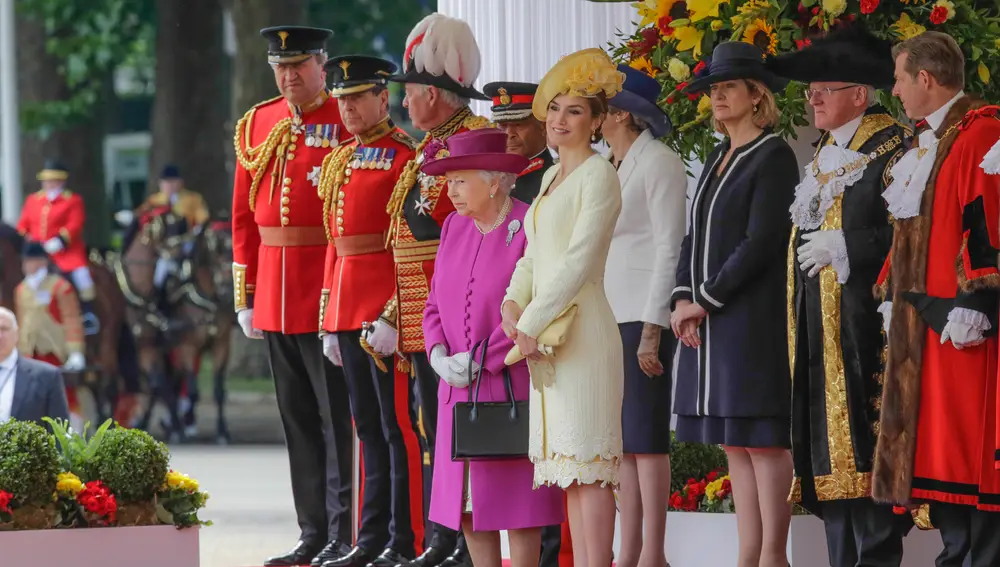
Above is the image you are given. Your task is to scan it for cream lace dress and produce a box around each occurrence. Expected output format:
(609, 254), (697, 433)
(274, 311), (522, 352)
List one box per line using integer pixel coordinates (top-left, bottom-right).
(503, 154), (624, 488)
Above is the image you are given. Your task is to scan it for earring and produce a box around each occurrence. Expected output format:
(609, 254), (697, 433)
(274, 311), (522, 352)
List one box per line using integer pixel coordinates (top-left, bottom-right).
(591, 131), (598, 143)
(753, 103), (759, 113)
(490, 192), (495, 199)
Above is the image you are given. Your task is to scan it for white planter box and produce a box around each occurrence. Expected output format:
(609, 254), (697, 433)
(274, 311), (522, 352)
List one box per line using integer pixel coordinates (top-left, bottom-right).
(0, 525), (199, 567)
(499, 511), (944, 566)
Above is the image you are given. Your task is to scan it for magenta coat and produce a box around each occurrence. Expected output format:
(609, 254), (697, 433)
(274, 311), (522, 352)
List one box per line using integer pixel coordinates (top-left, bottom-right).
(423, 200), (565, 532)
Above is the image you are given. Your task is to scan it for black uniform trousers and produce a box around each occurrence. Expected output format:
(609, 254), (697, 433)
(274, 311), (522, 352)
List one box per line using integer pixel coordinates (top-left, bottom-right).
(539, 525), (562, 567)
(820, 499), (905, 567)
(931, 503), (1000, 567)
(265, 332), (354, 546)
(339, 330), (416, 557)
(411, 352), (460, 551)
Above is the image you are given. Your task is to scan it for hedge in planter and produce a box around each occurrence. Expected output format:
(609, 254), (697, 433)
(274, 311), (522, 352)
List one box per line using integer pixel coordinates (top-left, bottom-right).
(0, 420), (60, 529)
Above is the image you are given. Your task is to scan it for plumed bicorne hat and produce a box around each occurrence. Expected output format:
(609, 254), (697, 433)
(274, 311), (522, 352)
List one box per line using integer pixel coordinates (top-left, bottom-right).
(388, 13), (489, 100)
(765, 26), (895, 89)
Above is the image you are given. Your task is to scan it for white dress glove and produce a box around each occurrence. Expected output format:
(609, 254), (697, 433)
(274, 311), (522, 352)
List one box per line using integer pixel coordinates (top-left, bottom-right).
(365, 320), (398, 356)
(877, 302), (892, 336)
(323, 334), (342, 366)
(114, 210), (135, 227)
(43, 237), (64, 254)
(237, 309), (263, 340)
(63, 352), (86, 372)
(940, 308), (990, 350)
(797, 229), (850, 283)
(430, 344), (471, 387)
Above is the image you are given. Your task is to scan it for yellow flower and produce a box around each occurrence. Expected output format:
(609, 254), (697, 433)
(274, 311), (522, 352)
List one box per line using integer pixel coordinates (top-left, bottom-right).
(630, 56), (655, 76)
(979, 62), (991, 85)
(633, 0), (680, 27)
(688, 0), (730, 22)
(673, 25), (705, 58)
(892, 13), (926, 40)
(667, 58), (691, 82)
(821, 0), (847, 18)
(711, 19), (724, 31)
(56, 472), (84, 497)
(933, 0), (956, 21)
(742, 19), (778, 55)
(164, 470), (200, 492)
(697, 95), (712, 115)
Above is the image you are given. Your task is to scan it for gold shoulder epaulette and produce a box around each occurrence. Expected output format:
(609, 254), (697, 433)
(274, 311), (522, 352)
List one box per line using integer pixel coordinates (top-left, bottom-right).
(253, 94), (284, 110)
(463, 114), (494, 130)
(392, 131), (418, 150)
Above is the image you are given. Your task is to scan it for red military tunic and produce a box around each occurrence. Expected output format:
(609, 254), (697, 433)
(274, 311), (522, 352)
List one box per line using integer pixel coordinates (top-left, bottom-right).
(383, 107), (493, 354)
(874, 98), (1000, 512)
(16, 190), (88, 272)
(319, 118), (418, 334)
(14, 273), (84, 364)
(231, 91), (348, 334)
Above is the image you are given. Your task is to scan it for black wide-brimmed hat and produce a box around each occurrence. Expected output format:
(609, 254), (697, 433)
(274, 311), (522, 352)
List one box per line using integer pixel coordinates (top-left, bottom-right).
(483, 82), (539, 122)
(326, 55), (397, 97)
(387, 13), (489, 100)
(684, 42), (788, 95)
(260, 26), (333, 64)
(609, 64), (672, 138)
(765, 26), (895, 89)
(160, 164), (181, 179)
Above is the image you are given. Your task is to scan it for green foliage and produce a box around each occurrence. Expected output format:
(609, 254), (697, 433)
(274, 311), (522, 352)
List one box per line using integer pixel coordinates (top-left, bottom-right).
(0, 419), (61, 506)
(157, 489), (212, 529)
(309, 0), (434, 61)
(42, 417), (114, 481)
(89, 426), (169, 503)
(16, 0), (154, 132)
(669, 431), (728, 493)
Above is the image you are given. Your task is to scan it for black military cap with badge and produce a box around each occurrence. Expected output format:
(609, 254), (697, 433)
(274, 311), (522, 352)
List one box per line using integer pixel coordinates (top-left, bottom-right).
(325, 54), (402, 170)
(483, 82), (539, 122)
(260, 25), (333, 65)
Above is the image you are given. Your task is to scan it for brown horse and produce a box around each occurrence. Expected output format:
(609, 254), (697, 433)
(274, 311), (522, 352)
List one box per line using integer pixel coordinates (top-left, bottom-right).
(165, 220), (235, 444)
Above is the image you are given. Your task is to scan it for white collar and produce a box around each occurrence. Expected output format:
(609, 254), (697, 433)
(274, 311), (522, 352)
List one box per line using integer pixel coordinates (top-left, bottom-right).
(531, 147), (550, 161)
(829, 114), (865, 148)
(925, 91), (965, 132)
(25, 268), (48, 289)
(620, 130), (654, 163)
(0, 348), (18, 370)
(45, 188), (62, 201)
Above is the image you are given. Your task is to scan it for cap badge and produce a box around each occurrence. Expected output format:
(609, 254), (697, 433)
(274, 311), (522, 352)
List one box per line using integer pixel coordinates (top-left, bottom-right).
(339, 60), (350, 79)
(498, 87), (511, 106)
(277, 31), (289, 50)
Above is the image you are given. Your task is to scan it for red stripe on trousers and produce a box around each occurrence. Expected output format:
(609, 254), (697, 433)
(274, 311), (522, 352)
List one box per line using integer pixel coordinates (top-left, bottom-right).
(395, 366), (425, 555)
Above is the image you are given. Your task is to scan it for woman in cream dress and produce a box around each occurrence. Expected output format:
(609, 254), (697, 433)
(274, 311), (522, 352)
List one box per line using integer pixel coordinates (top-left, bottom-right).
(501, 48), (624, 567)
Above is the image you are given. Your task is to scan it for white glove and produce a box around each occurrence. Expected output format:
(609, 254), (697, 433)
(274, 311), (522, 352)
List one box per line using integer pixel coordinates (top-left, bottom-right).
(237, 309), (263, 340)
(797, 230), (849, 282)
(878, 302), (892, 336)
(450, 351), (481, 377)
(43, 237), (64, 254)
(114, 210), (135, 227)
(940, 308), (990, 350)
(364, 319), (397, 356)
(430, 344), (466, 387)
(63, 352), (85, 372)
(323, 334), (342, 366)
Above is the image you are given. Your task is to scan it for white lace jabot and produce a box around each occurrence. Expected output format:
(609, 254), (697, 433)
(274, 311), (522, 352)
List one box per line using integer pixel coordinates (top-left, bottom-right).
(882, 129), (939, 219)
(790, 144), (867, 230)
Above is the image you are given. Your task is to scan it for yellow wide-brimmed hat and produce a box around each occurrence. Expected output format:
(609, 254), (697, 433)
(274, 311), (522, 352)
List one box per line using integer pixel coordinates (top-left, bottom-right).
(532, 48), (625, 121)
(36, 159), (68, 182)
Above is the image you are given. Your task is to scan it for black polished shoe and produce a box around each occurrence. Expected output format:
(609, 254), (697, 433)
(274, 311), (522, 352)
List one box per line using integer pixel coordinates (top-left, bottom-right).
(367, 548), (414, 567)
(323, 547), (375, 567)
(312, 541), (352, 567)
(265, 541), (323, 567)
(436, 543), (470, 567)
(395, 546), (449, 567)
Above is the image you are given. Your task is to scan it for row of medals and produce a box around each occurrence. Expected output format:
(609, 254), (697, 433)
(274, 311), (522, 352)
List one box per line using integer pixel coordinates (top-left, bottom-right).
(348, 148), (395, 172)
(304, 124), (336, 148)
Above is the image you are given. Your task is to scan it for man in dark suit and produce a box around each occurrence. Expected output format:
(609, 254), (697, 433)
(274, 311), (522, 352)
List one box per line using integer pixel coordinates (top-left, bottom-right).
(0, 307), (70, 425)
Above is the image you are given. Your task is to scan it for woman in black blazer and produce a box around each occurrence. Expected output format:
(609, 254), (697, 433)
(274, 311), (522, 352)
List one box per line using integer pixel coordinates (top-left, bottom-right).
(669, 42), (799, 567)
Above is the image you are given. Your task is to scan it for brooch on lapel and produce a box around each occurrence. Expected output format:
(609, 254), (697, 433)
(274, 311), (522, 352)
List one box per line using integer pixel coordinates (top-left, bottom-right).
(506, 219), (521, 246)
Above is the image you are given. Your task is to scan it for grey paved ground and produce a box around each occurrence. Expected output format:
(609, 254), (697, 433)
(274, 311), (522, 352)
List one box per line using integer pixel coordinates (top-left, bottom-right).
(168, 445), (303, 567)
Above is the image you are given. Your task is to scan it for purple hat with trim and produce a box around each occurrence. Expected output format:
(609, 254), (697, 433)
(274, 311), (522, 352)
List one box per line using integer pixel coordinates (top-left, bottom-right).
(420, 129), (530, 176)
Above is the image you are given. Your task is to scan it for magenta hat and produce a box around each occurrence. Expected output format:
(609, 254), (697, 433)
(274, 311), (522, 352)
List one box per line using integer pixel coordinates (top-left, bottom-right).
(420, 128), (530, 176)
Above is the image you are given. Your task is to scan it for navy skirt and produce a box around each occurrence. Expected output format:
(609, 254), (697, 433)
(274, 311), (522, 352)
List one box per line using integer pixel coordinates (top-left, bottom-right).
(620, 322), (673, 454)
(675, 415), (790, 449)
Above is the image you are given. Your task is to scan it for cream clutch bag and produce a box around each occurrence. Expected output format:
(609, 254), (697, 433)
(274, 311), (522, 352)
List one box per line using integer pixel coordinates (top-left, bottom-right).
(505, 304), (579, 365)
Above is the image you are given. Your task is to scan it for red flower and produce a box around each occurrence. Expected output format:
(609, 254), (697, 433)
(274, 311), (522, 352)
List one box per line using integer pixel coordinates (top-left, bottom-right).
(657, 15), (675, 36)
(0, 490), (12, 513)
(692, 60), (707, 76)
(795, 38), (812, 50)
(722, 478), (732, 492)
(77, 481), (118, 525)
(688, 482), (706, 498)
(666, 96), (675, 104)
(707, 471), (719, 482)
(669, 491), (683, 509)
(930, 6), (948, 25)
(628, 27), (661, 58)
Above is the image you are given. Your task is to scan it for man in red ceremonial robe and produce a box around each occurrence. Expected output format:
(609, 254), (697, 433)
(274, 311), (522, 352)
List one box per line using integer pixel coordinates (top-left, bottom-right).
(16, 160), (98, 336)
(874, 31), (1000, 566)
(14, 241), (86, 431)
(230, 25), (354, 567)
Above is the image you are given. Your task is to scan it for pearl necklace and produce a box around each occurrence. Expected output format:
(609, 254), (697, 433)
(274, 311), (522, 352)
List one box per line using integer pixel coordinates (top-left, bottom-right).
(475, 197), (512, 235)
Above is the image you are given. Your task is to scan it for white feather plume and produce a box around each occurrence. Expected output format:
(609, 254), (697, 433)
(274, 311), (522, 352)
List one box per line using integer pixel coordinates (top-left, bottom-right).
(404, 13), (481, 87)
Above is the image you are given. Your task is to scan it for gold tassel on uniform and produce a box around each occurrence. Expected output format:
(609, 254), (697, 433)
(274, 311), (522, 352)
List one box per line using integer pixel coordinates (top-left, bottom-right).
(359, 334), (390, 374)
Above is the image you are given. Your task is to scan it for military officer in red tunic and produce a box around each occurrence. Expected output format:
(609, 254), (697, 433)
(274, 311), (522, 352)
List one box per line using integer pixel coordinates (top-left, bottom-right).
(355, 13), (492, 567)
(875, 31), (1000, 565)
(16, 160), (98, 336)
(482, 82), (555, 205)
(230, 25), (354, 567)
(316, 54), (422, 567)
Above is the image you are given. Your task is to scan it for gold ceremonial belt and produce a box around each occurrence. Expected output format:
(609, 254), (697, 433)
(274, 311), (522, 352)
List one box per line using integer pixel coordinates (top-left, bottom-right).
(392, 239), (440, 263)
(259, 226), (327, 247)
(335, 232), (388, 256)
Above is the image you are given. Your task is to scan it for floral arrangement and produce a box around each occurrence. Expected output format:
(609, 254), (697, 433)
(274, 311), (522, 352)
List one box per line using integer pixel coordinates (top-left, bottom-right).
(589, 0), (1000, 163)
(670, 469), (735, 512)
(0, 418), (209, 531)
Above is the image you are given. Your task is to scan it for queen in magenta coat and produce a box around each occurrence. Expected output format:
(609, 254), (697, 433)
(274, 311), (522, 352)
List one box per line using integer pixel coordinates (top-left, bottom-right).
(421, 129), (564, 562)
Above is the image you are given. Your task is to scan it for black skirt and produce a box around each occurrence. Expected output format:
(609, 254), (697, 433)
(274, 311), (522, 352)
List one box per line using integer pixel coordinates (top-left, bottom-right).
(620, 322), (673, 454)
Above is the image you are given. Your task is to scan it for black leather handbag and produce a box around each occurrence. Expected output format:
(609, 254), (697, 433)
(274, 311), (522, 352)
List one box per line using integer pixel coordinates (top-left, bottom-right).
(451, 337), (529, 460)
